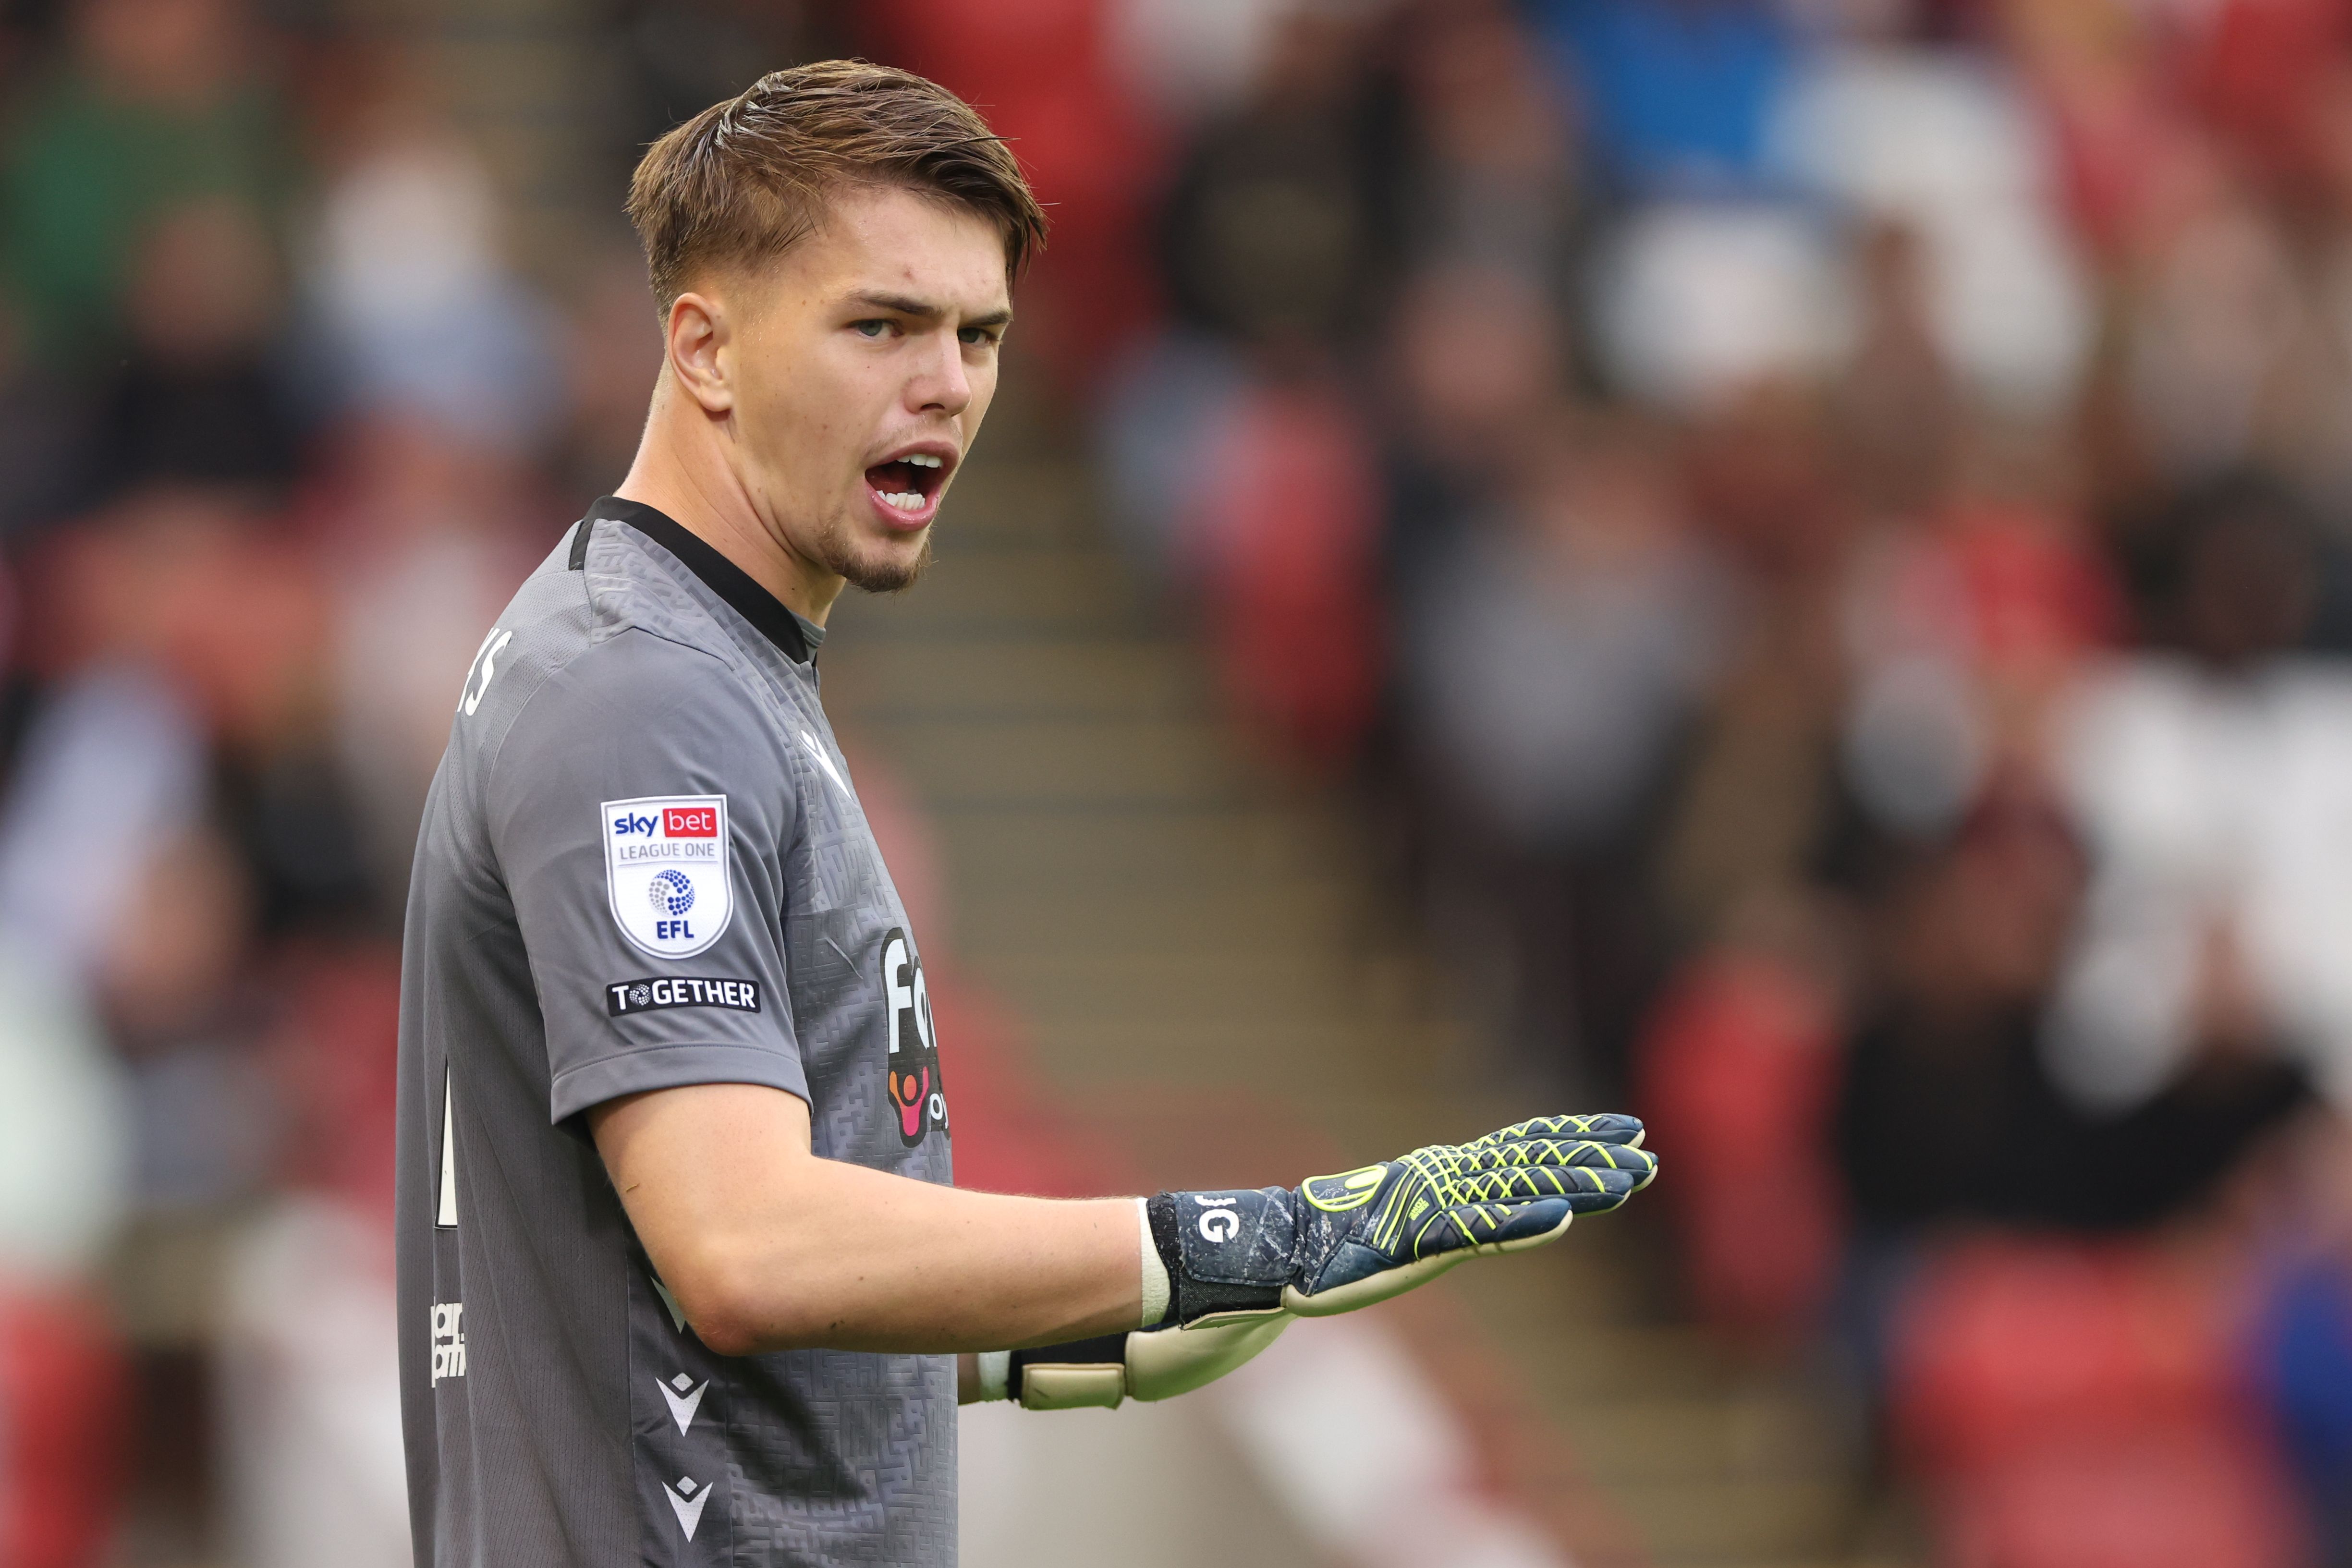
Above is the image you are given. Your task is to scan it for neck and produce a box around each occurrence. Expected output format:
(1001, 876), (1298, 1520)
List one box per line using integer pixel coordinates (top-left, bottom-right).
(614, 376), (844, 625)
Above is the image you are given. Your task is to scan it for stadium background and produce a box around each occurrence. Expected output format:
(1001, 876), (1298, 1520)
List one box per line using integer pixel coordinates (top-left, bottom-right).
(7, 0), (2352, 1564)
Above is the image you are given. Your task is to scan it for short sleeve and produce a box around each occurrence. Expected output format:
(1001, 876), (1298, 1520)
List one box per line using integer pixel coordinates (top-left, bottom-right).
(486, 629), (805, 1124)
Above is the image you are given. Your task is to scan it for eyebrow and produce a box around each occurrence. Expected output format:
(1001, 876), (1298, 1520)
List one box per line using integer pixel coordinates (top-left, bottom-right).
(849, 291), (1012, 329)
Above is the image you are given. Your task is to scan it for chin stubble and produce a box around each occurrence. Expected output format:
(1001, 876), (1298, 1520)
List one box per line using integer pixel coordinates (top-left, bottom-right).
(823, 523), (934, 596)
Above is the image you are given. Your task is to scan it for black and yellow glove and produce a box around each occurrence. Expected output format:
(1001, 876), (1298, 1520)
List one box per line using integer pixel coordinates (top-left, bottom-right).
(1150, 1113), (1657, 1323)
(982, 1115), (1655, 1410)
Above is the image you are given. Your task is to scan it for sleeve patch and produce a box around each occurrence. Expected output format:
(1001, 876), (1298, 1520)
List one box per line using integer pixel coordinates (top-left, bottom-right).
(605, 976), (762, 1016)
(601, 795), (734, 958)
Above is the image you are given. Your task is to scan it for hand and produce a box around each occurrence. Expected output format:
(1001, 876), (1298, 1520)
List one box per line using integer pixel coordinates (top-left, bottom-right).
(1151, 1114), (1657, 1323)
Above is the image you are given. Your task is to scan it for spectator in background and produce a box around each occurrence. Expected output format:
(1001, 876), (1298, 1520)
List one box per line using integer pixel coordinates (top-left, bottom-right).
(89, 199), (298, 500)
(1408, 406), (1731, 1093)
(1098, 8), (1385, 588)
(0, 0), (299, 536)
(1835, 219), (1956, 523)
(1837, 787), (2305, 1246)
(1651, 382), (1849, 942)
(1157, 7), (1387, 353)
(1379, 0), (1581, 292)
(2046, 473), (2352, 1116)
(302, 87), (561, 452)
(0, 0), (295, 366)
(320, 416), (546, 906)
(1378, 263), (1572, 597)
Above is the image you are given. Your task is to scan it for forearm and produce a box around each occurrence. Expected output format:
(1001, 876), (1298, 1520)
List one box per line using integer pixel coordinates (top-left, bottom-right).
(681, 1162), (1140, 1355)
(593, 1083), (1141, 1356)
(595, 1086), (1657, 1378)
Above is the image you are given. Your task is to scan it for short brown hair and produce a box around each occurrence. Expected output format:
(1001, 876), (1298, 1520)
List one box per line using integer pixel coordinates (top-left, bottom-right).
(626, 60), (1047, 311)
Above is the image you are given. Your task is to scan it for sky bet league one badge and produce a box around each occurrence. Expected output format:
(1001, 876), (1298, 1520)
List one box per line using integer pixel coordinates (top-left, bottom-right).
(601, 795), (733, 959)
(879, 926), (948, 1145)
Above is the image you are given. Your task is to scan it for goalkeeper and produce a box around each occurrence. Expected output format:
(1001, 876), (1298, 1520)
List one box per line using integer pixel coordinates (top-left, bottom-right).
(395, 58), (1657, 1568)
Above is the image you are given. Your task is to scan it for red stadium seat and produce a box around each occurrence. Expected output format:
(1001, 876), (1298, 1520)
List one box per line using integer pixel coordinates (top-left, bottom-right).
(0, 1287), (127, 1568)
(1184, 377), (1384, 773)
(1635, 949), (1843, 1345)
(1890, 1237), (2308, 1568)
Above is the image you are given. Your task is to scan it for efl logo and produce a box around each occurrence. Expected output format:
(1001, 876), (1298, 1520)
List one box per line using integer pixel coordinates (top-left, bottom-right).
(600, 795), (733, 958)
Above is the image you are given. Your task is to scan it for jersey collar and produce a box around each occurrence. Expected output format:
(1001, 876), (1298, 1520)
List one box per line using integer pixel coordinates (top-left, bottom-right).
(585, 496), (813, 665)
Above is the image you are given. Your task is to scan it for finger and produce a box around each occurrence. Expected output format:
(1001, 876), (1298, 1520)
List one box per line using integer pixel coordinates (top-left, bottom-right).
(1408, 1147), (1656, 1212)
(1411, 1195), (1577, 1258)
(1559, 1164), (1650, 1213)
(1411, 1166), (1656, 1222)
(1451, 1139), (1660, 1181)
(1491, 1162), (1648, 1212)
(1473, 1113), (1646, 1148)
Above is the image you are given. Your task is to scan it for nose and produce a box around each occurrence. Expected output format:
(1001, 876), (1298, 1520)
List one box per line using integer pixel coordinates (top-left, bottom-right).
(906, 330), (973, 419)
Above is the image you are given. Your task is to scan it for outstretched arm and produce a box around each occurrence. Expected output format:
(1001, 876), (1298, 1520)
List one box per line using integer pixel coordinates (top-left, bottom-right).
(593, 1083), (1657, 1385)
(590, 1082), (1143, 1356)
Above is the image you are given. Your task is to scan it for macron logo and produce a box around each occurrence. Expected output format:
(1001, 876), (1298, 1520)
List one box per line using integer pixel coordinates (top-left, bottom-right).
(798, 730), (848, 794)
(658, 1372), (709, 1434)
(665, 1474), (711, 1540)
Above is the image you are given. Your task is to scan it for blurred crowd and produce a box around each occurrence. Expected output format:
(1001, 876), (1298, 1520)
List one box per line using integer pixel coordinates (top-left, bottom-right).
(15, 0), (2352, 1564)
(0, 0), (821, 1559)
(959, 0), (2352, 1563)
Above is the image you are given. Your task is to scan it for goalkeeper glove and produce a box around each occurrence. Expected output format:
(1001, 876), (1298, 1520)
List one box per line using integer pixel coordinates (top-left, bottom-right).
(977, 1113), (1655, 1410)
(1147, 1113), (1655, 1323)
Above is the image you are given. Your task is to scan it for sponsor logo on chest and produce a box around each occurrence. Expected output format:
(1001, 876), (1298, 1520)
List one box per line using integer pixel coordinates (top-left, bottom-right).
(601, 796), (733, 959)
(879, 926), (950, 1145)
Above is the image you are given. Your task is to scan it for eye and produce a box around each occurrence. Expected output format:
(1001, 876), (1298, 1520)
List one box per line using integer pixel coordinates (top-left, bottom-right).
(851, 319), (892, 339)
(958, 326), (1001, 347)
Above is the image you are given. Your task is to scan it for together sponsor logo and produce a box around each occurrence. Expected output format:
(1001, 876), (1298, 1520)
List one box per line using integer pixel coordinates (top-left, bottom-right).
(606, 975), (762, 1016)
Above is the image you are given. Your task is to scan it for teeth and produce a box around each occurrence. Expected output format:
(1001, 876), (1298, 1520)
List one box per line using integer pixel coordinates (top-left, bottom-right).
(905, 454), (944, 468)
(880, 491), (925, 511)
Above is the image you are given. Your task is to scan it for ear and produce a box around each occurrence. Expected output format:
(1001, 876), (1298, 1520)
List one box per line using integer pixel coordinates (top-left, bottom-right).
(665, 291), (733, 414)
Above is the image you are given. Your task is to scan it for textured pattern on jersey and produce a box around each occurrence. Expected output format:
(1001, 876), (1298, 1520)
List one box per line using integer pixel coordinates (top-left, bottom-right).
(398, 512), (957, 1568)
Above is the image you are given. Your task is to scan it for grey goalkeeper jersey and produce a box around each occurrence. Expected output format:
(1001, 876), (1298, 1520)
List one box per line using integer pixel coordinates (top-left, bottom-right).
(395, 497), (956, 1568)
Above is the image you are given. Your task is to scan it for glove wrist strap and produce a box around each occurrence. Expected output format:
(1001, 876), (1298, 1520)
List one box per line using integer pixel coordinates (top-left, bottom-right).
(1146, 1191), (1286, 1325)
(1007, 1334), (1131, 1409)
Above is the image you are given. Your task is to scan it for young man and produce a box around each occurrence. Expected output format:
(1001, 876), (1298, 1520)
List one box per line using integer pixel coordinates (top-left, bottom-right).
(394, 61), (1657, 1568)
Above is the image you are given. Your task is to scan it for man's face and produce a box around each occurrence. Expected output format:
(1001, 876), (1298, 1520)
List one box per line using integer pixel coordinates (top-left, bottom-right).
(719, 185), (1011, 593)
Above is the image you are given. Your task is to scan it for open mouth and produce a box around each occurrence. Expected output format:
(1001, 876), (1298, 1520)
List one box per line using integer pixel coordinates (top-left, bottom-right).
(863, 450), (952, 527)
